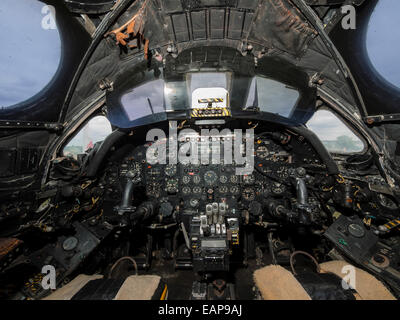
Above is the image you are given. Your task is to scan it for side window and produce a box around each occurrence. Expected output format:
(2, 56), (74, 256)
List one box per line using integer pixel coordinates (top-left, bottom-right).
(63, 116), (112, 159)
(0, 0), (61, 108)
(367, 0), (400, 88)
(307, 110), (364, 154)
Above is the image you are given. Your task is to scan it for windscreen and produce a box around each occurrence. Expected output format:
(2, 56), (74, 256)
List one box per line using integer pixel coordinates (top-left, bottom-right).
(120, 79), (165, 121)
(244, 76), (300, 118)
(107, 70), (305, 128)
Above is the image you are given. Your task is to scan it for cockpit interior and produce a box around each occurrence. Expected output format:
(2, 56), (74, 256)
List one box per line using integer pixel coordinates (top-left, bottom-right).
(1, 0), (400, 301)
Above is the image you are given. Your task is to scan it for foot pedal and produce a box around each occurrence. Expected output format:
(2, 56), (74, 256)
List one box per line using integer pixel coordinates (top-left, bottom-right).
(190, 280), (235, 300)
(190, 281), (207, 300)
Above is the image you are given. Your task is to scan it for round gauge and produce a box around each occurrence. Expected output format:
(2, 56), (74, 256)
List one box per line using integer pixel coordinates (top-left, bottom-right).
(190, 198), (199, 208)
(277, 167), (289, 179)
(230, 175), (239, 184)
(243, 175), (255, 185)
(165, 164), (177, 177)
(348, 224), (365, 238)
(242, 187), (255, 201)
(219, 186), (228, 194)
(271, 182), (286, 195)
(193, 175), (201, 184)
(182, 186), (191, 195)
(146, 146), (166, 164)
(182, 175), (191, 184)
(230, 186), (240, 194)
(166, 179), (179, 194)
(193, 186), (202, 194)
(204, 171), (218, 185)
(256, 146), (269, 159)
(63, 237), (78, 251)
(146, 151), (158, 164)
(220, 175), (228, 184)
(147, 182), (161, 197)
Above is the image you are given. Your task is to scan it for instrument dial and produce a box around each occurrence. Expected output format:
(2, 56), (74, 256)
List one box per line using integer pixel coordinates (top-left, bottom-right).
(190, 198), (199, 208)
(243, 174), (255, 185)
(348, 224), (365, 238)
(271, 182), (286, 195)
(146, 146), (166, 163)
(166, 179), (179, 194)
(147, 182), (161, 197)
(230, 186), (240, 194)
(230, 175), (239, 184)
(277, 167), (289, 179)
(193, 186), (202, 194)
(242, 187), (256, 201)
(204, 171), (218, 185)
(220, 175), (228, 184)
(165, 164), (177, 177)
(182, 186), (191, 195)
(256, 146), (269, 159)
(182, 176), (191, 184)
(193, 175), (201, 184)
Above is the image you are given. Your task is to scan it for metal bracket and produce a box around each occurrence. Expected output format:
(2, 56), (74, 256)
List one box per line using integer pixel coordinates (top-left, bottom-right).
(0, 120), (64, 133)
(364, 114), (400, 125)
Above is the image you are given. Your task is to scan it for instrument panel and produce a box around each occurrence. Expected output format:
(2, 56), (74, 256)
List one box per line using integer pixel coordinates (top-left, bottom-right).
(104, 129), (328, 214)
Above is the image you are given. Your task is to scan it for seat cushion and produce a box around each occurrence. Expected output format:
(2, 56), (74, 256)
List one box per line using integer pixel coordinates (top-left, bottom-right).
(319, 260), (396, 300)
(254, 261), (397, 300)
(115, 275), (165, 300)
(43, 274), (166, 300)
(254, 265), (311, 300)
(44, 274), (104, 300)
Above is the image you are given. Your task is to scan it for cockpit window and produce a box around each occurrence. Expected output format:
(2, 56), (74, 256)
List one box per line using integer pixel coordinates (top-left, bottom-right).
(108, 70), (305, 128)
(0, 0), (61, 108)
(187, 72), (231, 107)
(367, 0), (400, 88)
(187, 72), (231, 109)
(244, 76), (300, 118)
(307, 109), (364, 154)
(120, 79), (165, 121)
(63, 116), (112, 159)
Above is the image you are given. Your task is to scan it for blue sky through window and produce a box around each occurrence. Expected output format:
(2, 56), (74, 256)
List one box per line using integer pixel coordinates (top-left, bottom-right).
(367, 0), (400, 88)
(0, 0), (61, 108)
